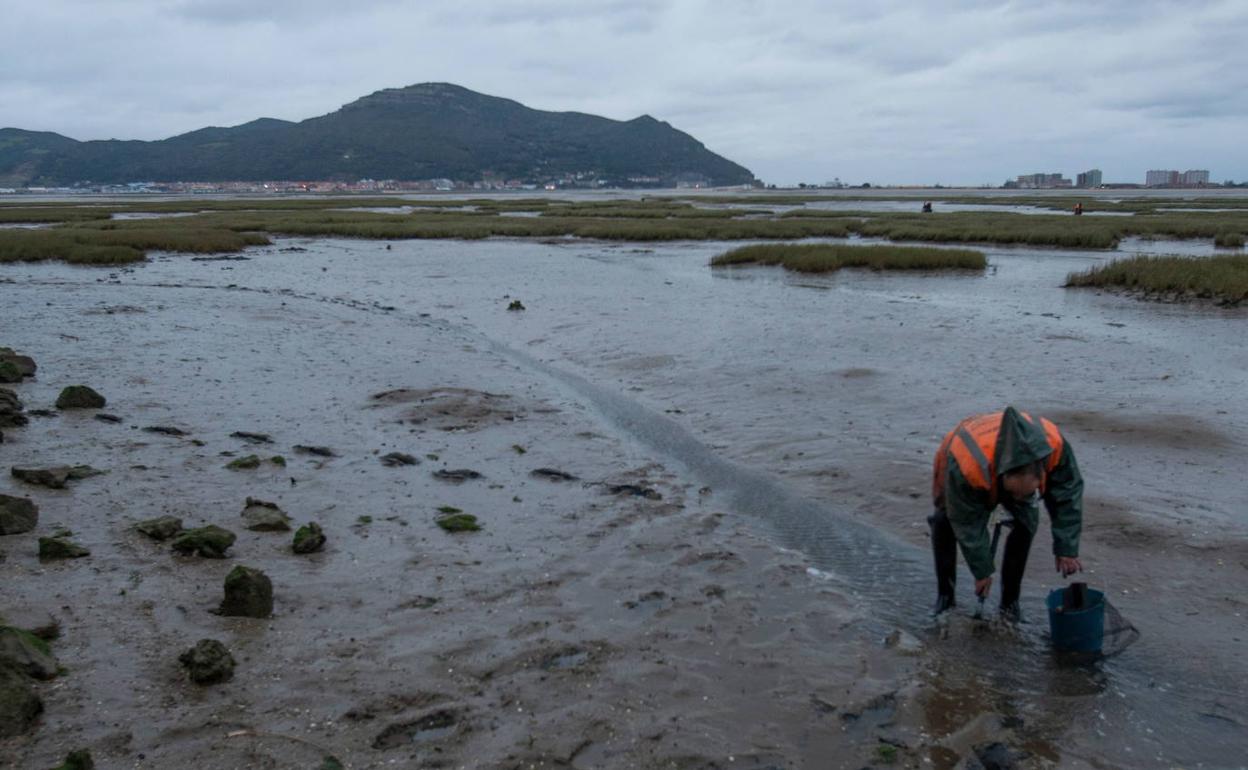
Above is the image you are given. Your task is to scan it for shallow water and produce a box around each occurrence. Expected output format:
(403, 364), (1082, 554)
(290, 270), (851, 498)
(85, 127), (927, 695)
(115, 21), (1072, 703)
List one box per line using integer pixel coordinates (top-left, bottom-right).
(4, 232), (1246, 766)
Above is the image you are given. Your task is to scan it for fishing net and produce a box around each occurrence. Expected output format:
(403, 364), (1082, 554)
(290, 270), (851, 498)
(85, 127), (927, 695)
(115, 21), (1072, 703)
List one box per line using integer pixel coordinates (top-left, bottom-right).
(1100, 596), (1141, 658)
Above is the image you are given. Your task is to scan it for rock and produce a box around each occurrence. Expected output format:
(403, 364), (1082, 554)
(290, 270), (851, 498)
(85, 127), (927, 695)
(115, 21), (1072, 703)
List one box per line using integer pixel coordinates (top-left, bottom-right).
(884, 628), (924, 655)
(293, 444), (336, 457)
(178, 639), (236, 684)
(241, 497), (292, 532)
(507, 300), (526, 311)
(55, 385), (106, 409)
(225, 454), (261, 470)
(0, 387), (26, 428)
(0, 627), (59, 680)
(0, 351), (36, 379)
(292, 522), (326, 554)
(379, 452), (419, 467)
(142, 425), (189, 437)
(432, 468), (483, 483)
(52, 749), (95, 770)
(230, 431), (273, 444)
(135, 515), (183, 541)
(219, 565), (273, 618)
(38, 536), (90, 560)
(93, 413), (122, 424)
(531, 468), (579, 482)
(0, 663), (43, 738)
(0, 495), (38, 535)
(0, 361), (21, 384)
(971, 742), (1030, 770)
(436, 513), (481, 533)
(170, 525), (236, 558)
(11, 465), (106, 489)
(11, 466), (69, 489)
(607, 483), (662, 500)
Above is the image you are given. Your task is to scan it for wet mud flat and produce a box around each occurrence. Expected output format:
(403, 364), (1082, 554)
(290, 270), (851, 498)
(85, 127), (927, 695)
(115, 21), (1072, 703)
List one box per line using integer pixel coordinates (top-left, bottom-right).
(4, 232), (1246, 768)
(3, 268), (935, 768)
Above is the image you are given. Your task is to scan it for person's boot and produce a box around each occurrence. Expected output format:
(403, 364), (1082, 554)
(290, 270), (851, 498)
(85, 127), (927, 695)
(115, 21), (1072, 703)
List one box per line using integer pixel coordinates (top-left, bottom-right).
(934, 594), (956, 616)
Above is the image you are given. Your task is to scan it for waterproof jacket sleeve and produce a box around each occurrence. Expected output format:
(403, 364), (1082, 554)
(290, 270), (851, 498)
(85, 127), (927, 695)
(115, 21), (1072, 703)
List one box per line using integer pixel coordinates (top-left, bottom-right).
(943, 462), (996, 579)
(1043, 438), (1083, 557)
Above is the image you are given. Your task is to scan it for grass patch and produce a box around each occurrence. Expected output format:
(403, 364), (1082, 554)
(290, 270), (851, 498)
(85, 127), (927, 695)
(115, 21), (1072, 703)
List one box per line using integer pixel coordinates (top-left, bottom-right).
(1065, 254), (1248, 304)
(436, 505), (462, 514)
(1214, 232), (1245, 248)
(711, 243), (986, 272)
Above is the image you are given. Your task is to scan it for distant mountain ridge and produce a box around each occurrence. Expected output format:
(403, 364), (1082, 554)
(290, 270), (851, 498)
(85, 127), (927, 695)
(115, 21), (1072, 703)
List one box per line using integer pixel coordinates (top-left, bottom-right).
(0, 83), (755, 187)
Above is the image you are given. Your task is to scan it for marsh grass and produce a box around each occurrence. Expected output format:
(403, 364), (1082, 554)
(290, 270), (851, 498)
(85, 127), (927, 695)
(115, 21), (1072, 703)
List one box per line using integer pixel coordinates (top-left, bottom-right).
(6, 194), (1248, 265)
(1065, 254), (1248, 303)
(711, 243), (986, 272)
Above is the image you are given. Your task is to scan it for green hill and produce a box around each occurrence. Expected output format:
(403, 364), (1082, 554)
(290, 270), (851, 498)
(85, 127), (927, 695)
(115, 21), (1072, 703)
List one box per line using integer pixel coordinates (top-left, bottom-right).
(0, 83), (755, 187)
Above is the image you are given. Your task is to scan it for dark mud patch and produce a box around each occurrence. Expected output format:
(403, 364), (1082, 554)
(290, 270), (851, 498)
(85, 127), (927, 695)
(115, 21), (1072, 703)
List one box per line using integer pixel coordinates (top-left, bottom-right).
(837, 367), (879, 378)
(372, 709), (460, 750)
(1044, 409), (1238, 451)
(369, 387), (528, 432)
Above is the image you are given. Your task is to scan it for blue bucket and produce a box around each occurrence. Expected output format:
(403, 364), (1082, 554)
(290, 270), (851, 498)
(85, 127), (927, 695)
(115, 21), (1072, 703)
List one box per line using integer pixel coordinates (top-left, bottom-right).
(1046, 586), (1105, 653)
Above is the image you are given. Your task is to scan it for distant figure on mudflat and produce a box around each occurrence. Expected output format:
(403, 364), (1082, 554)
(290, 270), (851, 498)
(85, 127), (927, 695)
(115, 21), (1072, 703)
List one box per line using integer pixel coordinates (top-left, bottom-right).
(921, 201), (933, 213)
(929, 407), (1084, 620)
(1073, 202), (1084, 215)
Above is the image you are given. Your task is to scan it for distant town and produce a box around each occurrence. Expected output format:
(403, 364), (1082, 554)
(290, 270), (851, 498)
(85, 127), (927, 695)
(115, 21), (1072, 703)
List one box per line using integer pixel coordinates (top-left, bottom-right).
(1002, 168), (1216, 189)
(2, 169), (1243, 196)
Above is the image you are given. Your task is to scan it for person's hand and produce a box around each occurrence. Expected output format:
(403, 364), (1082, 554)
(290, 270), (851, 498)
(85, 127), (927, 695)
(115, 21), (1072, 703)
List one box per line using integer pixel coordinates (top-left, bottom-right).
(1056, 556), (1083, 577)
(974, 576), (993, 598)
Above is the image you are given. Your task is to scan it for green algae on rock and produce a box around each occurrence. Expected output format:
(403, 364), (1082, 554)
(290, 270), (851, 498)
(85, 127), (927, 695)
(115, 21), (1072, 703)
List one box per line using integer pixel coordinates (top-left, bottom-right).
(52, 748), (95, 770)
(436, 513), (481, 533)
(55, 385), (106, 409)
(0, 626), (58, 680)
(170, 525), (236, 558)
(292, 522), (326, 554)
(38, 536), (90, 560)
(219, 565), (274, 618)
(178, 639), (236, 684)
(0, 361), (22, 384)
(0, 494), (38, 535)
(225, 454), (261, 470)
(135, 515), (184, 541)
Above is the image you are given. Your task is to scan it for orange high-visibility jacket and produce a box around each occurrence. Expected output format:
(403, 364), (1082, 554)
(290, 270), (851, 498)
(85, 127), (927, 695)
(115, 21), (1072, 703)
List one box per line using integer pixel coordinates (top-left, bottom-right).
(932, 408), (1083, 579)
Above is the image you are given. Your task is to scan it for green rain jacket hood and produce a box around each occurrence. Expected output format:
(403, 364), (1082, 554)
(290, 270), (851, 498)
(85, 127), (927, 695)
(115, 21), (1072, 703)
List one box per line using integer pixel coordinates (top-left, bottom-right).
(995, 405), (1054, 474)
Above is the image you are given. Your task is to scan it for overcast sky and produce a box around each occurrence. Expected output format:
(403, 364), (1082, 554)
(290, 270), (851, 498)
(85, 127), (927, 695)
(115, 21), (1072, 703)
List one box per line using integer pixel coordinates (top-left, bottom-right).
(3, 0), (1245, 185)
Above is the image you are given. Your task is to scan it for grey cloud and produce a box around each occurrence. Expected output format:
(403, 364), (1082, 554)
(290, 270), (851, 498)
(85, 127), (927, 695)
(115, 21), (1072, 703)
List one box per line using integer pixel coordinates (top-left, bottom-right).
(1, 0), (1246, 183)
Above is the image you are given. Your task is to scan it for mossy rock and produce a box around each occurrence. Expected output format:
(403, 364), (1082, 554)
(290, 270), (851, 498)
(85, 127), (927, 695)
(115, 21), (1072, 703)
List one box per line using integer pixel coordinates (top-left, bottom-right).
(436, 513), (481, 533)
(269, 455), (286, 467)
(170, 525), (236, 558)
(55, 385), (106, 409)
(241, 498), (291, 532)
(507, 300), (526, 311)
(0, 351), (36, 378)
(135, 515), (183, 541)
(0, 494), (38, 535)
(292, 522), (326, 554)
(0, 361), (21, 384)
(219, 565), (273, 618)
(38, 537), (90, 560)
(0, 626), (58, 680)
(52, 749), (95, 770)
(178, 639), (235, 685)
(11, 465), (105, 490)
(0, 663), (43, 738)
(225, 455), (261, 470)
